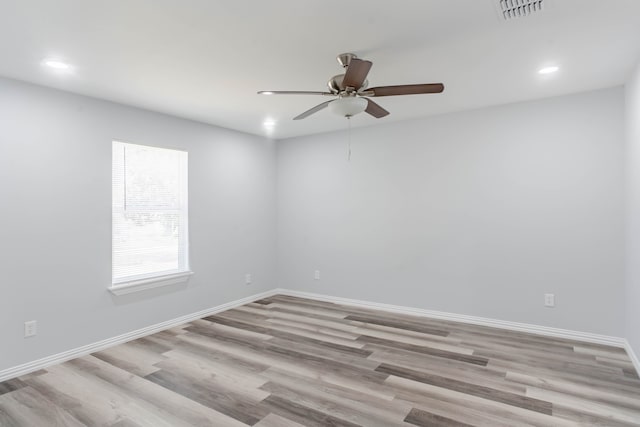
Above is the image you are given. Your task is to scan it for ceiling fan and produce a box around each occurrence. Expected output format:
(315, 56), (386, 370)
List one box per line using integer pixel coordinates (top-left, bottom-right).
(258, 53), (444, 120)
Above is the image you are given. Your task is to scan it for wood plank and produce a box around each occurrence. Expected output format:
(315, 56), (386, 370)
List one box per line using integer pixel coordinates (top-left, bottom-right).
(505, 371), (640, 411)
(69, 355), (247, 427)
(527, 386), (640, 424)
(145, 367), (269, 425)
(177, 329), (397, 401)
(404, 407), (474, 427)
(367, 346), (525, 395)
(345, 314), (449, 337)
(259, 368), (411, 426)
(254, 413), (306, 427)
(24, 362), (195, 427)
(359, 335), (488, 366)
(261, 394), (362, 427)
(387, 376), (578, 427)
(376, 363), (552, 414)
(0, 379), (27, 396)
(0, 386), (85, 427)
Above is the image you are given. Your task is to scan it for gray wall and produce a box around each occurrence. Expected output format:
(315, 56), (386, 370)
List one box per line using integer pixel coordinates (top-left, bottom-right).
(0, 78), (277, 371)
(626, 62), (640, 358)
(277, 88), (626, 336)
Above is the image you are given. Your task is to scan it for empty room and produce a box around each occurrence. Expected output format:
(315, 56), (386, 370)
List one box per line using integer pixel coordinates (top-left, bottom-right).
(2, 0), (640, 425)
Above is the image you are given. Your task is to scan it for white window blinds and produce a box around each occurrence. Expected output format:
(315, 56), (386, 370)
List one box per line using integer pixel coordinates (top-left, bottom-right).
(112, 141), (189, 284)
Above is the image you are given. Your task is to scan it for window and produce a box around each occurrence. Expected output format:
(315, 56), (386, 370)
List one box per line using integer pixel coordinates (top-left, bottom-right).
(110, 141), (190, 294)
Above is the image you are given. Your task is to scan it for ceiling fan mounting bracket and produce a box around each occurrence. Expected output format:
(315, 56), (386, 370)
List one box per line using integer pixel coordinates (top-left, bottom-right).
(336, 53), (358, 68)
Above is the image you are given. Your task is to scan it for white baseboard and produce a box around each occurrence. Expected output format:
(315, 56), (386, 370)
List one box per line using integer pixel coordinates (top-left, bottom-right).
(2, 287), (635, 383)
(274, 288), (628, 348)
(0, 289), (278, 383)
(624, 340), (640, 376)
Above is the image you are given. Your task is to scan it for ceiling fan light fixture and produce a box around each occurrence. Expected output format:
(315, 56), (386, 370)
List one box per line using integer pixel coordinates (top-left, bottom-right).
(258, 53), (444, 121)
(329, 97), (367, 117)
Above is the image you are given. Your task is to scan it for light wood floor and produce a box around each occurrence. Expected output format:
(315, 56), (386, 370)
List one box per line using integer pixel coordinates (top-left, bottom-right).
(1, 295), (639, 426)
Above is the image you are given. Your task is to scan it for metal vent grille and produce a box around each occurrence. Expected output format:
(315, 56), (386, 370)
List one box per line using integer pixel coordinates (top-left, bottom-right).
(499, 0), (544, 20)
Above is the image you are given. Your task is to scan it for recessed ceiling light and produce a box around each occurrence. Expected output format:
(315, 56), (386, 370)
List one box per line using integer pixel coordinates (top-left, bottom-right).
(259, 91), (274, 95)
(43, 59), (72, 70)
(263, 119), (276, 127)
(538, 66), (559, 75)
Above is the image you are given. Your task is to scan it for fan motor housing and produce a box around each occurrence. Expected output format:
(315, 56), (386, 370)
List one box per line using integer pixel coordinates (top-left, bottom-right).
(327, 74), (343, 93)
(328, 74), (368, 94)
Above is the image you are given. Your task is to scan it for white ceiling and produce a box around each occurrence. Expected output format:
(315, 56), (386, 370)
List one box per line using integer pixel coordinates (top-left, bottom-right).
(1, 0), (639, 139)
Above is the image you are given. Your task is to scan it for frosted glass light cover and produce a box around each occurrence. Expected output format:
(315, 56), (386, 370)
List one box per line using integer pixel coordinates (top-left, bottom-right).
(329, 97), (368, 117)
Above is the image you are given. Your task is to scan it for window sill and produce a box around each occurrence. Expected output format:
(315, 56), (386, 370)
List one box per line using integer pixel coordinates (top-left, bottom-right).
(108, 271), (193, 296)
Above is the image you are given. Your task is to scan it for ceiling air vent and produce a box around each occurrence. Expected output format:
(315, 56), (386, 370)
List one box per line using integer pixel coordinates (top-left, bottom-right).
(498, 0), (545, 20)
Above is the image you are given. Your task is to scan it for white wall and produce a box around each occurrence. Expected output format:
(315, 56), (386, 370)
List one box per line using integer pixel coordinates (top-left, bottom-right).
(0, 77), (276, 371)
(277, 88), (625, 336)
(626, 62), (640, 358)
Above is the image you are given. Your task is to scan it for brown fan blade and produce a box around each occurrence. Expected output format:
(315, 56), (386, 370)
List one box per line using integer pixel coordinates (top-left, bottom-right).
(293, 100), (334, 120)
(367, 83), (444, 97)
(258, 91), (333, 96)
(342, 59), (373, 90)
(364, 98), (390, 118)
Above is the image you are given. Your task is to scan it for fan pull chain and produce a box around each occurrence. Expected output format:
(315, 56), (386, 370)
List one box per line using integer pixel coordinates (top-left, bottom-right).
(347, 116), (352, 162)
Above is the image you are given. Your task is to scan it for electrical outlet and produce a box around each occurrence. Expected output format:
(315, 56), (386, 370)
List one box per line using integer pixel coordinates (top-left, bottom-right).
(544, 293), (555, 308)
(245, 273), (252, 285)
(314, 270), (320, 280)
(24, 320), (37, 337)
